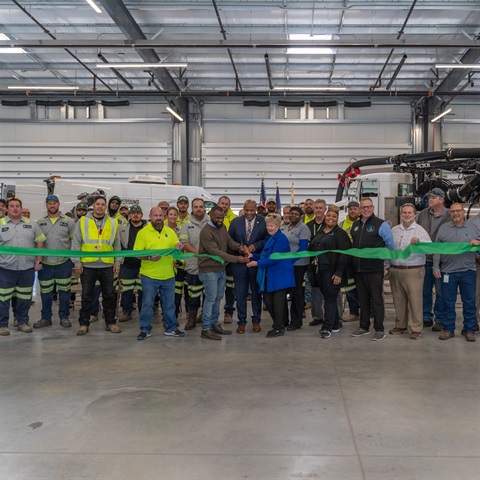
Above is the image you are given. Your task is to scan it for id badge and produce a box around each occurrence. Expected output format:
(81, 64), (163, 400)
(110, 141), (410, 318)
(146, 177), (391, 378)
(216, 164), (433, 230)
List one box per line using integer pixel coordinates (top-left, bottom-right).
(443, 273), (449, 284)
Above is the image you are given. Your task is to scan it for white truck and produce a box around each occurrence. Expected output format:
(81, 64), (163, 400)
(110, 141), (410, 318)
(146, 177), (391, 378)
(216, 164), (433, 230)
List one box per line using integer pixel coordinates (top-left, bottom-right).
(1, 175), (217, 220)
(336, 147), (480, 224)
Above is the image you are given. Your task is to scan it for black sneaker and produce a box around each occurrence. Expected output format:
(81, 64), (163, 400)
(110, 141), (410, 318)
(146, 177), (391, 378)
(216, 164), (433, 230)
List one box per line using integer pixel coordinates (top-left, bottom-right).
(137, 332), (151, 341)
(164, 329), (185, 337)
(286, 325), (301, 331)
(266, 329), (285, 338)
(320, 329), (331, 339)
(423, 320), (434, 328)
(309, 318), (323, 326)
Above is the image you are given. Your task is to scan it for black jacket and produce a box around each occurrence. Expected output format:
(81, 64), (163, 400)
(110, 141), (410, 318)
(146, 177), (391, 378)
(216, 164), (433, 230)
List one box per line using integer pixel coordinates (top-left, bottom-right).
(350, 214), (386, 273)
(309, 225), (351, 286)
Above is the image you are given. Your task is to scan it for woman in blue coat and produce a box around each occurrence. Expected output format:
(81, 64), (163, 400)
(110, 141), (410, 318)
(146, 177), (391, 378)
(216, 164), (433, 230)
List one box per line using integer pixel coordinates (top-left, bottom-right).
(247, 213), (296, 338)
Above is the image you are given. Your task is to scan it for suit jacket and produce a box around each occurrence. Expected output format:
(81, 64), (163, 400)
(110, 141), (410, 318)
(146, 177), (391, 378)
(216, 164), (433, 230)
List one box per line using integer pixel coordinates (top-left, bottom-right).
(228, 215), (267, 274)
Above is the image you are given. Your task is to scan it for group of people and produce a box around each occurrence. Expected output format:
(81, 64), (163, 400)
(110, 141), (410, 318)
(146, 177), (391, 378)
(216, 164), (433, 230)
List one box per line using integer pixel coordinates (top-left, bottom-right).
(0, 187), (479, 342)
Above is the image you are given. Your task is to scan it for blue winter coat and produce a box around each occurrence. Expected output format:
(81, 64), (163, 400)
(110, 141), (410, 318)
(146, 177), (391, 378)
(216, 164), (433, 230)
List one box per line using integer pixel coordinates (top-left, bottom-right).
(253, 229), (296, 293)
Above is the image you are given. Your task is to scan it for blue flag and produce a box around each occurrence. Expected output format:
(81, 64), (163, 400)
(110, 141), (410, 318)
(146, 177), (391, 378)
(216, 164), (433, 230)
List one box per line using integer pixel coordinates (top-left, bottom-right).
(275, 184), (282, 214)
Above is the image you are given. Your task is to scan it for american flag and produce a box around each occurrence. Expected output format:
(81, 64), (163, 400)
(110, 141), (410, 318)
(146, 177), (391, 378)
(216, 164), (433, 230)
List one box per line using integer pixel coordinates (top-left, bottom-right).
(260, 176), (267, 207)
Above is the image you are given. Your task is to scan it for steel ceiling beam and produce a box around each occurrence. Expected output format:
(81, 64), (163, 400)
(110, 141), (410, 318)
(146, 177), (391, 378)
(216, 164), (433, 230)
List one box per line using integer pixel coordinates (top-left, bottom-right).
(97, 0), (185, 111)
(2, 39), (478, 49)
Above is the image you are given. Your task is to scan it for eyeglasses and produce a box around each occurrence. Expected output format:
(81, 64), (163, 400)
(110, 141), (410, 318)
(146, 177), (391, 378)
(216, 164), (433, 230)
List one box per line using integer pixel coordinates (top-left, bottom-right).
(110, 201), (120, 205)
(450, 209), (463, 213)
(360, 205), (374, 210)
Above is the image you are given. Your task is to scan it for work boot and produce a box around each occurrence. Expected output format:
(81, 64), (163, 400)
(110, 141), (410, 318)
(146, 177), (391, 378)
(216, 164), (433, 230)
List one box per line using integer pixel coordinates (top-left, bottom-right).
(119, 311), (132, 322)
(76, 325), (89, 336)
(201, 328), (222, 341)
(185, 310), (197, 330)
(33, 318), (53, 329)
(224, 312), (233, 324)
(89, 315), (99, 323)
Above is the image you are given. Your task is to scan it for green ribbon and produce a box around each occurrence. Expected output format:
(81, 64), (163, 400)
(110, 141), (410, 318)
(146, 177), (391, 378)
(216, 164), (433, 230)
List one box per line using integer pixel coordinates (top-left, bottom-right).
(270, 242), (480, 261)
(1, 242), (478, 264)
(0, 245), (225, 265)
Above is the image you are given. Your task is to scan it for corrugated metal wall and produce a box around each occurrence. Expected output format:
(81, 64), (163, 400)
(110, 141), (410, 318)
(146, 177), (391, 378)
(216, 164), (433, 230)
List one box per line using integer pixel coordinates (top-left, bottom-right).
(0, 103), (173, 186)
(202, 102), (413, 210)
(443, 104), (480, 148)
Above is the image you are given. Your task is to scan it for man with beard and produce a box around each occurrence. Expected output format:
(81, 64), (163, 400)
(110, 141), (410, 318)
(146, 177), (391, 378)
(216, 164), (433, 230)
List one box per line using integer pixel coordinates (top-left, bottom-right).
(417, 188), (451, 331)
(303, 199), (315, 224)
(134, 206), (184, 340)
(71, 195), (122, 336)
(340, 201), (361, 323)
(388, 204), (431, 340)
(34, 195), (76, 329)
(180, 198), (209, 330)
(266, 198), (277, 214)
(118, 205), (147, 323)
(228, 199), (267, 334)
(107, 195), (125, 225)
(217, 195), (237, 323)
(198, 206), (249, 340)
(0, 197), (45, 336)
(176, 195), (190, 228)
(433, 203), (480, 342)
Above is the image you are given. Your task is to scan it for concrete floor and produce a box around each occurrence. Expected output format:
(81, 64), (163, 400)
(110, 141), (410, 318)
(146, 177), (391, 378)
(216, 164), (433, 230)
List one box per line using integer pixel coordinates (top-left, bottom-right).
(1, 296), (479, 480)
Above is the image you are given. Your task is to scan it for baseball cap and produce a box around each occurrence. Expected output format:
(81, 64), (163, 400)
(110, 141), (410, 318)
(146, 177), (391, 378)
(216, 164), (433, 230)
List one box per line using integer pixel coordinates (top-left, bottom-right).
(46, 195), (60, 202)
(266, 198), (276, 204)
(426, 188), (445, 198)
(129, 204), (143, 213)
(75, 202), (88, 210)
(347, 200), (360, 208)
(177, 195), (189, 203)
(0, 198), (6, 206)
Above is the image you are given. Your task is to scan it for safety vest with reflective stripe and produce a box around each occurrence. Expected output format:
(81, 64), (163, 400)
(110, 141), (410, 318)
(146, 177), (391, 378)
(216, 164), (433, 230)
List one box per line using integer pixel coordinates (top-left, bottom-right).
(79, 216), (118, 264)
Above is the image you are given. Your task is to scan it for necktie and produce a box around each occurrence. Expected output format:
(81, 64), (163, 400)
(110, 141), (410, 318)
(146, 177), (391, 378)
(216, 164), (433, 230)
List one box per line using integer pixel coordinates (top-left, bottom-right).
(246, 221), (252, 242)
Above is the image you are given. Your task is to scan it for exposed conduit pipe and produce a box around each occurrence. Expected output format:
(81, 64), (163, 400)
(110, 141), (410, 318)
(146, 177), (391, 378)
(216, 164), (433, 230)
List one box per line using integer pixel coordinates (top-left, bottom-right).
(211, 0), (243, 92)
(371, 0), (417, 91)
(386, 54), (408, 91)
(264, 54), (274, 90)
(97, 53), (134, 90)
(11, 0), (113, 92)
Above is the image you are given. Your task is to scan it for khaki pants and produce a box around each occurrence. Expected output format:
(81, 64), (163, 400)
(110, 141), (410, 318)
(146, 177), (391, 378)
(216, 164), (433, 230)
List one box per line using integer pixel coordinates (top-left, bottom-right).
(389, 266), (425, 333)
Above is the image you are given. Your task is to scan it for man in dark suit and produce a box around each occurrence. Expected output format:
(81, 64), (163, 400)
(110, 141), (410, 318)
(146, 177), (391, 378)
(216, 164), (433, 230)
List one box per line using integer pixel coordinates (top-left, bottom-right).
(228, 199), (268, 334)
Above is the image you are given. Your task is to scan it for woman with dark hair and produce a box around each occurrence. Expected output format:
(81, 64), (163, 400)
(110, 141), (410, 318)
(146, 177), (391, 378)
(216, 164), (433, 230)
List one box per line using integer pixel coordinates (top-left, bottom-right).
(309, 205), (351, 338)
(247, 213), (296, 338)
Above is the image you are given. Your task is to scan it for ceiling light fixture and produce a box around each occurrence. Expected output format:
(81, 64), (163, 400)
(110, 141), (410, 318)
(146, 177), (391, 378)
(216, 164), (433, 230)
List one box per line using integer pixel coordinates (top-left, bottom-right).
(287, 34), (335, 55)
(273, 86), (346, 91)
(431, 108), (452, 123)
(7, 85), (80, 90)
(166, 106), (184, 122)
(435, 64), (480, 69)
(0, 33), (26, 54)
(85, 0), (102, 14)
(96, 63), (187, 69)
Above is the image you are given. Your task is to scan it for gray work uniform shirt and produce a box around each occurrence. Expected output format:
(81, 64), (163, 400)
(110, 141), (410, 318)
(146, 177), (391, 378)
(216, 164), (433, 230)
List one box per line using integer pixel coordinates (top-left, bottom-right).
(179, 214), (209, 275)
(0, 216), (45, 270)
(37, 214), (75, 265)
(281, 221), (311, 267)
(433, 221), (478, 273)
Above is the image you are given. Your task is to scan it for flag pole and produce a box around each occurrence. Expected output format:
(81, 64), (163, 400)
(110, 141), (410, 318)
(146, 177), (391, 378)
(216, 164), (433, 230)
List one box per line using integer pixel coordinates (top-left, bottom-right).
(291, 182), (295, 206)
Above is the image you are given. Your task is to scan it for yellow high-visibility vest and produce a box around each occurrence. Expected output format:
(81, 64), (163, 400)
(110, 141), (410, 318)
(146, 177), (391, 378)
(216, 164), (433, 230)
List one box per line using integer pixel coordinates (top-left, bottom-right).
(79, 216), (118, 264)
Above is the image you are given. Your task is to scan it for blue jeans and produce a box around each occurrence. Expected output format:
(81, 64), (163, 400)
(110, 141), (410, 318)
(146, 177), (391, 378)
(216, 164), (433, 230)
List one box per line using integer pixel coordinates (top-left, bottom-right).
(199, 271), (226, 330)
(139, 275), (176, 334)
(0, 267), (35, 328)
(441, 270), (477, 334)
(423, 261), (445, 323)
(38, 260), (73, 321)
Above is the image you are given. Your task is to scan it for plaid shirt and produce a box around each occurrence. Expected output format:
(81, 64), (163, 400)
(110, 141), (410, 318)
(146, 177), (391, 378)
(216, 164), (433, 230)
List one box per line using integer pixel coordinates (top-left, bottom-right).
(390, 221), (431, 267)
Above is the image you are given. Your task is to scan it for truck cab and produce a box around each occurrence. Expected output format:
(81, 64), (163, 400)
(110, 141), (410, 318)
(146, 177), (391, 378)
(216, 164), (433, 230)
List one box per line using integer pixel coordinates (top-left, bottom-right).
(343, 172), (414, 225)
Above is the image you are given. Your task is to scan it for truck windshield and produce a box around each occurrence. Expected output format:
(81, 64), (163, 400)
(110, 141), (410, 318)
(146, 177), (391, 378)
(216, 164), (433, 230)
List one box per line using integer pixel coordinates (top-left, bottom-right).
(360, 179), (379, 198)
